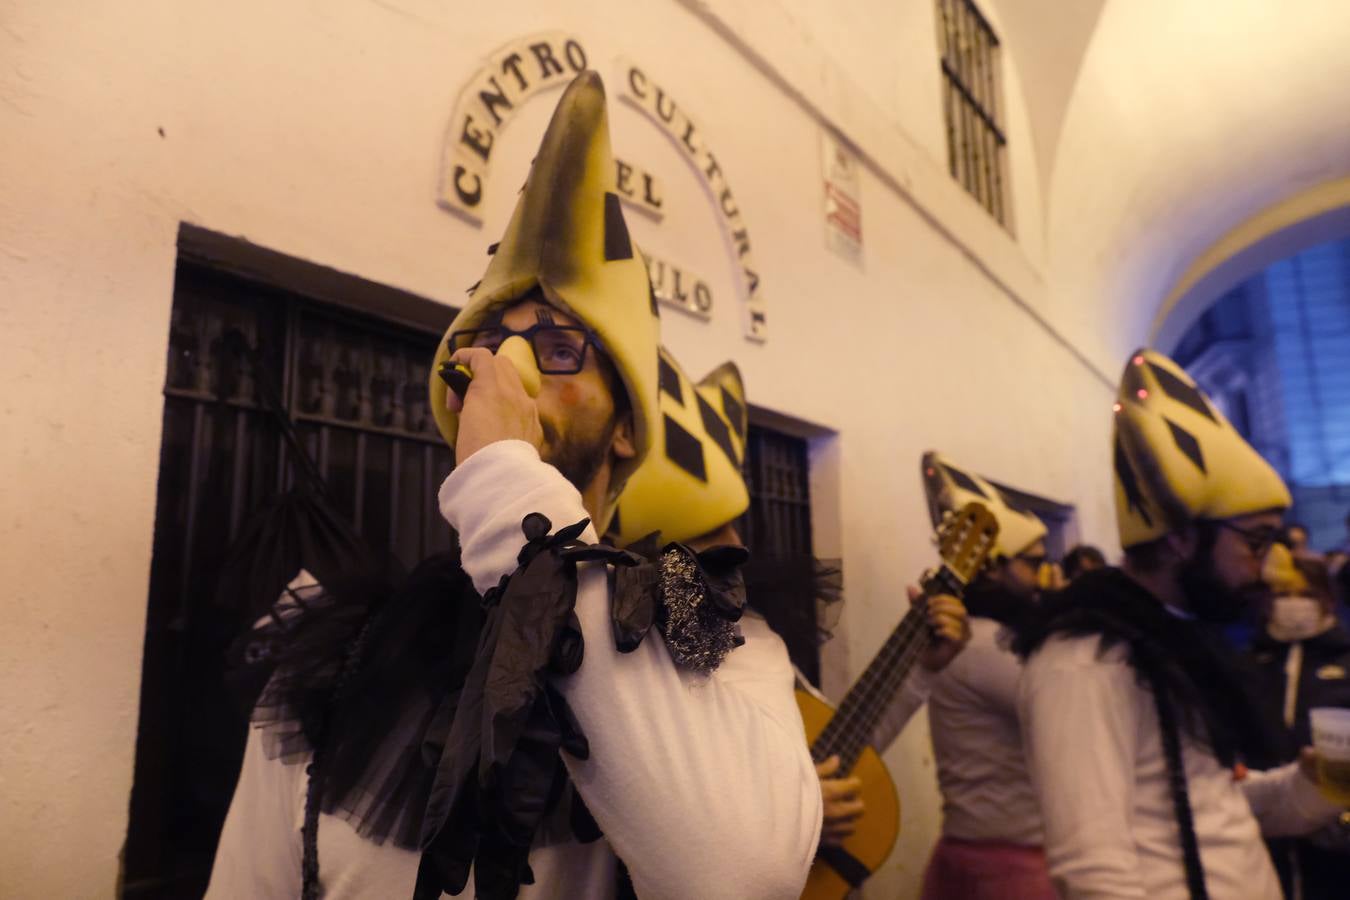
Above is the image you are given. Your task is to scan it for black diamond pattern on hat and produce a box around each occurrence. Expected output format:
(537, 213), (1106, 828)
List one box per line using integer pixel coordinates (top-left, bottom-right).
(721, 386), (746, 441)
(996, 486), (1032, 516)
(1165, 417), (1207, 473)
(1115, 435), (1153, 526)
(665, 413), (707, 481)
(942, 464), (988, 499)
(603, 192), (634, 261)
(1147, 362), (1217, 423)
(658, 354), (683, 405)
(698, 393), (737, 467)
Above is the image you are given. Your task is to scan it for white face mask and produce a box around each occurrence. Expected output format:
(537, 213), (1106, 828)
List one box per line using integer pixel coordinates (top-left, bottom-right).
(1269, 595), (1326, 642)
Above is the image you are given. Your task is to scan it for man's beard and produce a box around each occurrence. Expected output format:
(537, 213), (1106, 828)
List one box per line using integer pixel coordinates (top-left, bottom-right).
(541, 418), (614, 496)
(1177, 539), (1271, 625)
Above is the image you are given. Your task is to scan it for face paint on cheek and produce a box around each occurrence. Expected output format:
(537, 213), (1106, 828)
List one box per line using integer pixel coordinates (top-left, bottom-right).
(557, 382), (583, 407)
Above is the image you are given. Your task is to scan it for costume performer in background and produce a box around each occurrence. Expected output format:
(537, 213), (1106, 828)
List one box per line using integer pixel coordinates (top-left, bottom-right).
(1248, 544), (1350, 900)
(1014, 348), (1343, 899)
(914, 452), (1057, 900)
(611, 351), (969, 856)
(207, 71), (821, 900)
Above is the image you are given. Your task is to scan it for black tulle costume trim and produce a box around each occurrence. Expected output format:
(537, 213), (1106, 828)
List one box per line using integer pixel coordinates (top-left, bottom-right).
(249, 544), (485, 853)
(239, 516), (749, 900)
(1012, 567), (1273, 767)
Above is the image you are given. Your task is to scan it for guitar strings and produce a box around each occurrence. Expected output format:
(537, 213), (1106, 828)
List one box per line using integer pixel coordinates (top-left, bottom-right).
(833, 618), (932, 768)
(816, 603), (931, 767)
(814, 608), (924, 758)
(815, 520), (993, 768)
(823, 609), (926, 755)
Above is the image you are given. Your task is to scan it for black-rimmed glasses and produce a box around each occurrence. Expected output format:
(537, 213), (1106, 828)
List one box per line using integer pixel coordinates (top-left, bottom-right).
(447, 323), (599, 375)
(1215, 521), (1285, 556)
(1016, 552), (1048, 569)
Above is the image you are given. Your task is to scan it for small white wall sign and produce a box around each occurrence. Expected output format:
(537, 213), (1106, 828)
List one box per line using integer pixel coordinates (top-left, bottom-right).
(822, 131), (863, 267)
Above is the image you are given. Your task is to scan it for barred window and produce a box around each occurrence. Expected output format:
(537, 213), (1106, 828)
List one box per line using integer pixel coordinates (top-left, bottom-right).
(738, 426), (828, 685)
(740, 425), (814, 558)
(936, 0), (1009, 227)
(124, 252), (454, 899)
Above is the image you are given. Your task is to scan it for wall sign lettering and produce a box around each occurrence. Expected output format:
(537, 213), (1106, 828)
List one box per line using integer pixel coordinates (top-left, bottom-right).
(615, 158), (665, 221)
(438, 34), (765, 341)
(439, 32), (589, 221)
(646, 253), (713, 320)
(617, 60), (766, 342)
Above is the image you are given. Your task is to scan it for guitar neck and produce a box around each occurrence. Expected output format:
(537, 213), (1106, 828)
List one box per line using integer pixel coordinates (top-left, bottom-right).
(810, 566), (965, 770)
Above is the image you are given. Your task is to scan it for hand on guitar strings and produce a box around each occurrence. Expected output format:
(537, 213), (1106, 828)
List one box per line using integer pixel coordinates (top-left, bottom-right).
(815, 755), (865, 847)
(916, 586), (972, 672)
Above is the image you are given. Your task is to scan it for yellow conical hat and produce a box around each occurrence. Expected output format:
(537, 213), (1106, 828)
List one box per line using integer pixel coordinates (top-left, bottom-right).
(1112, 349), (1291, 548)
(921, 451), (1047, 559)
(1262, 543), (1308, 595)
(429, 71), (660, 524)
(612, 352), (749, 546)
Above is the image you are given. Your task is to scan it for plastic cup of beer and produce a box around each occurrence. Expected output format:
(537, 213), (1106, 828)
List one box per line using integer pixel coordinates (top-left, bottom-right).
(1308, 708), (1350, 805)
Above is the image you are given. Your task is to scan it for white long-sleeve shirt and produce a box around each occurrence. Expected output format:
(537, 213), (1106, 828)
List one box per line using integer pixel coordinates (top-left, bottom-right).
(929, 616), (1043, 845)
(1019, 633), (1340, 900)
(207, 440), (822, 900)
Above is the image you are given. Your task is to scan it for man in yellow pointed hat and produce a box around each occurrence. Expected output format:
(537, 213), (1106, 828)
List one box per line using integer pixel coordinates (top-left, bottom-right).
(614, 354), (971, 872)
(209, 72), (821, 900)
(1014, 349), (1343, 899)
(915, 451), (1058, 900)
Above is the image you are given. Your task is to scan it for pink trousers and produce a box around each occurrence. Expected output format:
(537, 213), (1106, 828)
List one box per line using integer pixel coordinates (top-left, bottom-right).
(919, 836), (1057, 900)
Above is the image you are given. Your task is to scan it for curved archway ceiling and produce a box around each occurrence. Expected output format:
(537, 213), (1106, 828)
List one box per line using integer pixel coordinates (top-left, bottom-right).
(986, 0), (1105, 201)
(1040, 0), (1350, 373)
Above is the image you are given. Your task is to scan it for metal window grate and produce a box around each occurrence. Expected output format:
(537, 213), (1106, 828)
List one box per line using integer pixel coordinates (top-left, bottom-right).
(936, 0), (1010, 227)
(737, 426), (825, 684)
(739, 425), (814, 558)
(122, 260), (452, 899)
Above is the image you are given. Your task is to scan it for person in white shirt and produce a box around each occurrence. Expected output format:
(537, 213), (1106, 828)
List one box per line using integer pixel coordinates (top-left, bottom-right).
(609, 352), (970, 880)
(207, 71), (821, 900)
(916, 452), (1059, 900)
(1014, 348), (1344, 900)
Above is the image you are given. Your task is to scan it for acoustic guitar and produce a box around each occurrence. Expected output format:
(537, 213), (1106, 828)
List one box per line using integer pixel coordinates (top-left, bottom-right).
(797, 502), (999, 899)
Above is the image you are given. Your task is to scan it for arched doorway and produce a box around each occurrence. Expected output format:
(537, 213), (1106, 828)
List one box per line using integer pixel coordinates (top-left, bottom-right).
(1165, 235), (1350, 553)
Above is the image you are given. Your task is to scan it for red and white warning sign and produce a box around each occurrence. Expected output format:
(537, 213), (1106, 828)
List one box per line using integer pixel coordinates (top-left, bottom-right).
(822, 131), (863, 266)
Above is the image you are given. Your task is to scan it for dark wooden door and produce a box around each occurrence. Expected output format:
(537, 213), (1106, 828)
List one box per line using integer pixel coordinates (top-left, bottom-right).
(122, 261), (453, 899)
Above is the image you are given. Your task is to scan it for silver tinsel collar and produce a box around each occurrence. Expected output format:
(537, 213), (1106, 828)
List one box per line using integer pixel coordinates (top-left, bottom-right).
(658, 546), (744, 674)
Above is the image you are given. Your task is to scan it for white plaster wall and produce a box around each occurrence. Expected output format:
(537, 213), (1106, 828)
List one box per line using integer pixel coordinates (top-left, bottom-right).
(689, 0), (1052, 288)
(751, 0), (1048, 258)
(0, 1), (1117, 897)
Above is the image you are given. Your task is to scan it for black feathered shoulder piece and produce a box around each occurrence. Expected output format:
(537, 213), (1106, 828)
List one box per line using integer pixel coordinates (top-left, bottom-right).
(413, 517), (749, 900)
(237, 514), (748, 900)
(1012, 567), (1273, 768)
(245, 545), (485, 851)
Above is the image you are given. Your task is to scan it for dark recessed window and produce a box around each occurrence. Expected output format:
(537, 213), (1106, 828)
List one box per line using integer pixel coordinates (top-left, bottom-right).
(123, 256), (453, 899)
(738, 426), (827, 685)
(740, 426), (814, 560)
(936, 0), (1010, 228)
